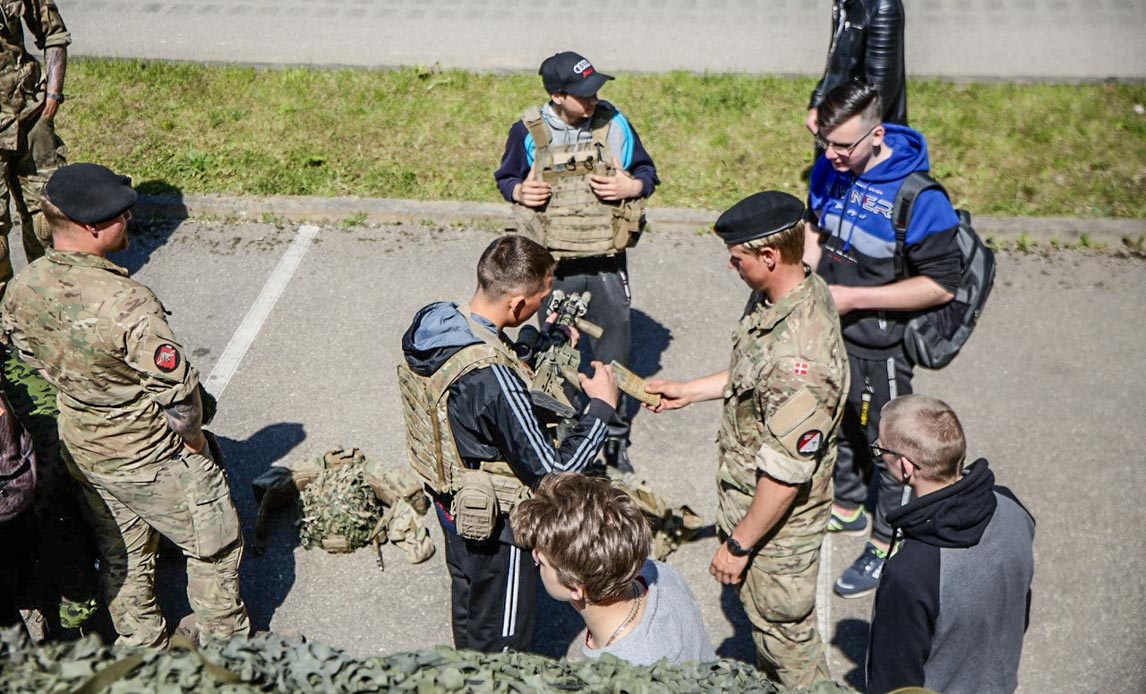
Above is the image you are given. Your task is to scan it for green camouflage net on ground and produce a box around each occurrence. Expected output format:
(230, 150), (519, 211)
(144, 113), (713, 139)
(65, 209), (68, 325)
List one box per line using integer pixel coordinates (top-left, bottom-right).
(297, 460), (383, 552)
(0, 627), (855, 693)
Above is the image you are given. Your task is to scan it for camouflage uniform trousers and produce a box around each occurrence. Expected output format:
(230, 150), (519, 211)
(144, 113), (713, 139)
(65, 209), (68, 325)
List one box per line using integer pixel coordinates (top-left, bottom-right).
(0, 345), (96, 608)
(738, 546), (830, 689)
(0, 115), (67, 286)
(74, 445), (250, 649)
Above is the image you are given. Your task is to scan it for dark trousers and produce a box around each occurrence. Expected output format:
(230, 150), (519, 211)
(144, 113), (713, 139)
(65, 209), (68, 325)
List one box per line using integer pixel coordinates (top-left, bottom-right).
(439, 514), (540, 653)
(833, 349), (915, 545)
(546, 254), (632, 440)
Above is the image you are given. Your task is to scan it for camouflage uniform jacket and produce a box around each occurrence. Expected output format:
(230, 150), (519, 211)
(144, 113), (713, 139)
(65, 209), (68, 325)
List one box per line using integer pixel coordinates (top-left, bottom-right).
(0, 248), (198, 474)
(0, 0), (70, 149)
(716, 269), (848, 557)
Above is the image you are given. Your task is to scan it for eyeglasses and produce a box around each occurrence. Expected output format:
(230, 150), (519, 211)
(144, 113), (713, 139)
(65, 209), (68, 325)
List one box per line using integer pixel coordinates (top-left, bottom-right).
(869, 438), (909, 462)
(814, 124), (878, 156)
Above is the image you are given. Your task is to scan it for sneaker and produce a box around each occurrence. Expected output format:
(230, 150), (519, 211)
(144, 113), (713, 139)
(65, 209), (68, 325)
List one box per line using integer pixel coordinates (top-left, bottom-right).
(603, 437), (634, 474)
(834, 543), (887, 599)
(827, 506), (869, 536)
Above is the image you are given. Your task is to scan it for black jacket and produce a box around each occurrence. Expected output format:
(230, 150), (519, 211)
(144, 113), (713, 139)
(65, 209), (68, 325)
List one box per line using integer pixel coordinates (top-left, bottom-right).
(866, 460), (1035, 694)
(809, 0), (908, 125)
(402, 302), (613, 542)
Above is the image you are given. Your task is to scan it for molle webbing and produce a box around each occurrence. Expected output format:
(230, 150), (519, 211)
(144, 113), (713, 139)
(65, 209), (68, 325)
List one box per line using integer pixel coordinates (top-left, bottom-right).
(398, 307), (531, 508)
(516, 105), (643, 258)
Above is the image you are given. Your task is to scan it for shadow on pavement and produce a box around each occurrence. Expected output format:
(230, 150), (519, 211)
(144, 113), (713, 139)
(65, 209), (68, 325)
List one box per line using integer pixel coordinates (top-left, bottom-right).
(716, 583), (756, 664)
(619, 308), (673, 430)
(629, 308), (672, 378)
(223, 423), (307, 631)
(157, 422), (307, 633)
(110, 181), (188, 275)
(832, 616), (869, 690)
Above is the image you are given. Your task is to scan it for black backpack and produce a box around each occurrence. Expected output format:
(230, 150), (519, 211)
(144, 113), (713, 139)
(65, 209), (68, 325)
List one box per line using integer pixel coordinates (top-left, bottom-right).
(892, 172), (996, 369)
(0, 391), (36, 522)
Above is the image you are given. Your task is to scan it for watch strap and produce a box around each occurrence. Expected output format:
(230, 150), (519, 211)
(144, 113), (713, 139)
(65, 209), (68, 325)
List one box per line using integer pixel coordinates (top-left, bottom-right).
(726, 537), (751, 557)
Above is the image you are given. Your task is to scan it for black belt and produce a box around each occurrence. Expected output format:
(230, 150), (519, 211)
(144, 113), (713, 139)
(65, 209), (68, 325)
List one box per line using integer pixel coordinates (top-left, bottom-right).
(555, 252), (626, 275)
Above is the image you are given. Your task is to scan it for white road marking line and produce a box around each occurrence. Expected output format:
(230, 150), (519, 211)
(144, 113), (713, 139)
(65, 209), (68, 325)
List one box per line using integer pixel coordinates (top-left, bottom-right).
(818, 533), (834, 677)
(204, 224), (320, 397)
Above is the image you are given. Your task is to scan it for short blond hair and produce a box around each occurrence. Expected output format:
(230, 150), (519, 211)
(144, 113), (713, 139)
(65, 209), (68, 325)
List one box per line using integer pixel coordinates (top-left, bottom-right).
(881, 394), (967, 482)
(511, 473), (650, 604)
(738, 220), (806, 265)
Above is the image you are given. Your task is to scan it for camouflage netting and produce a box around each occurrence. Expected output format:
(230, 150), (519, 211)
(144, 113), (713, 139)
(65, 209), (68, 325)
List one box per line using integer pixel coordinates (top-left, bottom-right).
(0, 627), (855, 693)
(251, 447), (434, 567)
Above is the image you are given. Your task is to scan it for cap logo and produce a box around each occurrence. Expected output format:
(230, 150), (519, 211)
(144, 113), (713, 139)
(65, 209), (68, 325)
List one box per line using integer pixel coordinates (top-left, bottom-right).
(573, 59), (593, 76)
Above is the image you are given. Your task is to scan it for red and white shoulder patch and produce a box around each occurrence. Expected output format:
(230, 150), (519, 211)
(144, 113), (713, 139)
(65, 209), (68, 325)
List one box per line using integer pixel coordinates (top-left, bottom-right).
(154, 343), (181, 373)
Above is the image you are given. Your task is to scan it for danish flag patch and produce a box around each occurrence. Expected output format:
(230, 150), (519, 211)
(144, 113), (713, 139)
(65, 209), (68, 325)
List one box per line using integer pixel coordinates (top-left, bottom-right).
(154, 344), (180, 373)
(792, 361), (810, 376)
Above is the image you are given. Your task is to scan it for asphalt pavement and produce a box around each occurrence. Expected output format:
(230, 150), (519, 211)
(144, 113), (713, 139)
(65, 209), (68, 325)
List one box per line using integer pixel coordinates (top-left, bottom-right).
(55, 215), (1141, 693)
(61, 0), (1146, 79)
(30, 1), (1146, 691)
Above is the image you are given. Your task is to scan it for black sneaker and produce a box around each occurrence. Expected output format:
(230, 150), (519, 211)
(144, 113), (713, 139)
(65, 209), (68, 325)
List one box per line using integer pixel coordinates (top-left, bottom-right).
(603, 437), (634, 474)
(833, 542), (887, 599)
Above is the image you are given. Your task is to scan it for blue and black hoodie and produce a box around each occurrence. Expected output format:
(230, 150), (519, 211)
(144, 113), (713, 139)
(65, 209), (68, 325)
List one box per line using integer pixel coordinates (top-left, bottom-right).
(809, 124), (963, 357)
(401, 301), (613, 543)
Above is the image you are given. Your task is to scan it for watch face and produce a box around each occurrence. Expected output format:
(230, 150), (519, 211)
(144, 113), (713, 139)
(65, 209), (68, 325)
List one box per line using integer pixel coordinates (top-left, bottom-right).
(727, 538), (749, 556)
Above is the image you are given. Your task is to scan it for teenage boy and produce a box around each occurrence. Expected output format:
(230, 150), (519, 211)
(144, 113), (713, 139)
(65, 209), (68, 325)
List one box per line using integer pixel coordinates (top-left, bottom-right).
(511, 472), (715, 665)
(867, 394), (1035, 694)
(400, 235), (617, 653)
(495, 51), (659, 472)
(804, 80), (963, 599)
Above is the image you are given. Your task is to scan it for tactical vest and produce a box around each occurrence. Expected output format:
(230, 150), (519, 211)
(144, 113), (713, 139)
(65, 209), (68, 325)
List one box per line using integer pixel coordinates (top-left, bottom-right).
(512, 104), (644, 259)
(397, 306), (533, 512)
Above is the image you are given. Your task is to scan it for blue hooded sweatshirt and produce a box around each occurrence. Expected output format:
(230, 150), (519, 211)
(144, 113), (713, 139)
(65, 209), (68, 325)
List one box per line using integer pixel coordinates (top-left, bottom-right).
(809, 124), (962, 355)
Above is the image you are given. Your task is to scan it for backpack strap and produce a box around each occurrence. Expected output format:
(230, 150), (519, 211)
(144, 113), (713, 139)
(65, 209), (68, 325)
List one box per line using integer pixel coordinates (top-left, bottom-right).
(891, 172), (947, 279)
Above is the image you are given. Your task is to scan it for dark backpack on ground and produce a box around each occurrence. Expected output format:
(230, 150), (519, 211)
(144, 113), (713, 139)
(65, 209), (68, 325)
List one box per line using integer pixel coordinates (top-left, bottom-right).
(892, 172), (996, 369)
(0, 392), (36, 521)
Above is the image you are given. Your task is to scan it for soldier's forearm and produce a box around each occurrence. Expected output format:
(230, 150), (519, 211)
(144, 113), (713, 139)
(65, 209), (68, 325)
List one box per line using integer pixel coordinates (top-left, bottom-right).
(44, 46), (66, 95)
(731, 475), (799, 549)
(164, 389), (205, 450)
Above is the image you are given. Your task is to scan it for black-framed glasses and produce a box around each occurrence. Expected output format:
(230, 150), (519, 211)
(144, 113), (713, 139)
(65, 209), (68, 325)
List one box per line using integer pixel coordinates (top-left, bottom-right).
(814, 123), (878, 156)
(869, 439), (908, 462)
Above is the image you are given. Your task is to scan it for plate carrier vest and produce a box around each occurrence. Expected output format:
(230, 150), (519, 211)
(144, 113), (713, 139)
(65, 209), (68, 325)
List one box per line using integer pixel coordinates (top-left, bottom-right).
(397, 305), (533, 512)
(512, 104), (644, 259)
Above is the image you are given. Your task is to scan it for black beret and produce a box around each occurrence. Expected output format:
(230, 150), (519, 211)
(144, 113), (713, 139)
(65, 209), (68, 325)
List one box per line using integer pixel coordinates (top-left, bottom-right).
(43, 163), (137, 225)
(714, 191), (805, 246)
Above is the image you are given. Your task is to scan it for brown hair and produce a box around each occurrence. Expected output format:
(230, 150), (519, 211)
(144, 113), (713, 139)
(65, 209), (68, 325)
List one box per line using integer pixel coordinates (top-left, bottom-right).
(881, 394), (967, 482)
(477, 235), (556, 299)
(511, 473), (651, 604)
(39, 189), (71, 236)
(739, 220), (806, 265)
(816, 81), (883, 135)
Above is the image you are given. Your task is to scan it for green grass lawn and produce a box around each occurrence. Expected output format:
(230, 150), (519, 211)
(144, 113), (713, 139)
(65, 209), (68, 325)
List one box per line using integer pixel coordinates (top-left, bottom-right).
(62, 59), (1146, 218)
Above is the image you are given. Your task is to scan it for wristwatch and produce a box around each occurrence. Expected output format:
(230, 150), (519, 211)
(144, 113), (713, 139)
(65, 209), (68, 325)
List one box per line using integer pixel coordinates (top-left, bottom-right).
(725, 537), (752, 557)
(46, 92), (64, 103)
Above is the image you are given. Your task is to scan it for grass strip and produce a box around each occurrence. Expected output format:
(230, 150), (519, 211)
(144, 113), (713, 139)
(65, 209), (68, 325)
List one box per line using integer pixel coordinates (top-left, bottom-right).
(63, 59), (1146, 218)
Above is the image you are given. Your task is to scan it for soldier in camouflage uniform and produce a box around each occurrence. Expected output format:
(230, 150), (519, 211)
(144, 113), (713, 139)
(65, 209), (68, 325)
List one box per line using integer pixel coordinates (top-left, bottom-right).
(0, 163), (249, 649)
(0, 0), (70, 286)
(646, 192), (848, 688)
